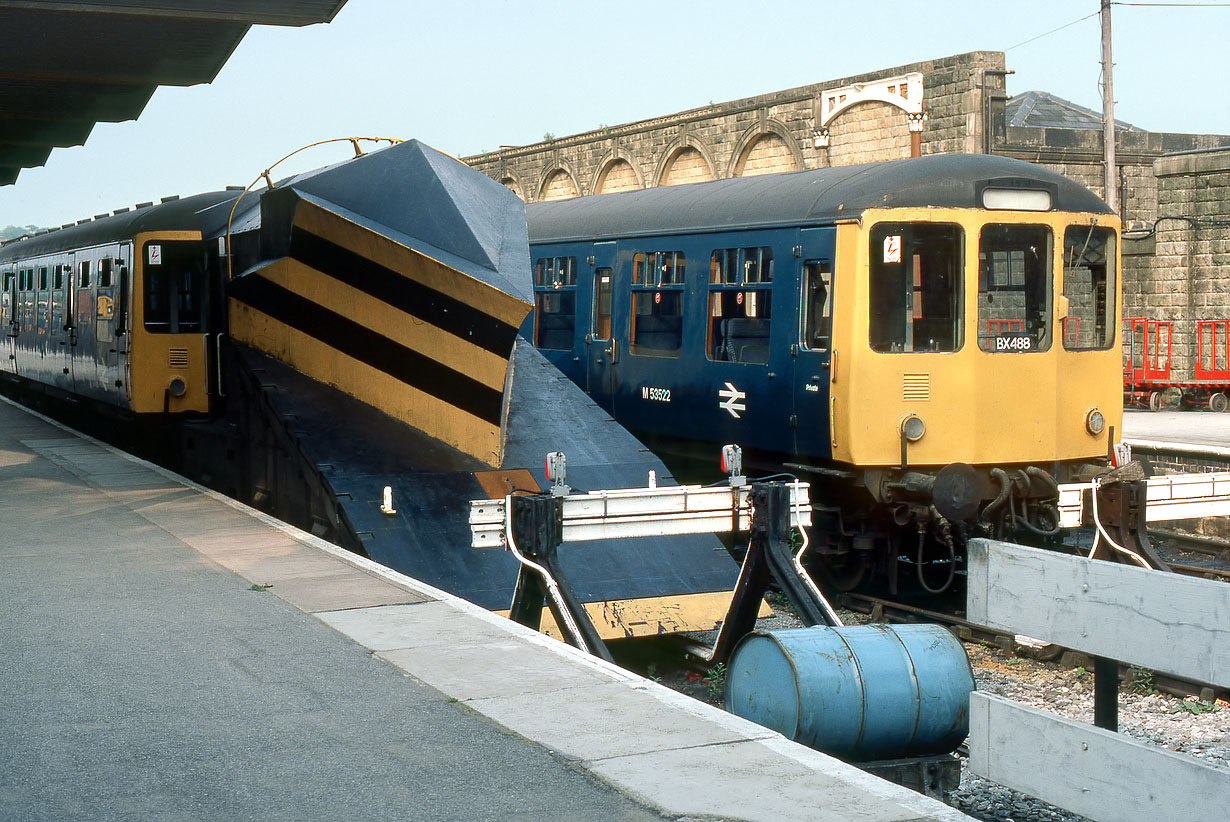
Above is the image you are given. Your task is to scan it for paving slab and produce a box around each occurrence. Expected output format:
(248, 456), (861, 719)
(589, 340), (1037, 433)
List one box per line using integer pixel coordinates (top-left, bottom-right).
(463, 679), (777, 761)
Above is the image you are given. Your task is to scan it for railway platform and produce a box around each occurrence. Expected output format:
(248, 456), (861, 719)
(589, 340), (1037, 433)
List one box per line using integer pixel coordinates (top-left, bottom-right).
(0, 397), (968, 822)
(1122, 408), (1230, 451)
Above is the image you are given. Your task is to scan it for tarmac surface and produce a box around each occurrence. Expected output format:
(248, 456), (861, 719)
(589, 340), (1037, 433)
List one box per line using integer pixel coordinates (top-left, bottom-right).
(0, 397), (968, 822)
(1122, 408), (1230, 451)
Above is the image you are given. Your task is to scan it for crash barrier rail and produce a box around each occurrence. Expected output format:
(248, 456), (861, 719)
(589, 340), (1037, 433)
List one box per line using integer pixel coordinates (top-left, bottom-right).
(468, 446), (840, 663)
(966, 539), (1230, 822)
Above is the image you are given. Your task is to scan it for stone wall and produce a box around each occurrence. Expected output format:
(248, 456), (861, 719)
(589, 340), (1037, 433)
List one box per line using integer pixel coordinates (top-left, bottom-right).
(994, 126), (1230, 228)
(464, 51), (1005, 203)
(1130, 149), (1230, 378)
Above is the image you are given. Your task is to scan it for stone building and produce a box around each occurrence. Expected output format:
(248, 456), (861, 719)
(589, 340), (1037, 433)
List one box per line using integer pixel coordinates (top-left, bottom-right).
(463, 50), (1230, 377)
(1124, 149), (1230, 378)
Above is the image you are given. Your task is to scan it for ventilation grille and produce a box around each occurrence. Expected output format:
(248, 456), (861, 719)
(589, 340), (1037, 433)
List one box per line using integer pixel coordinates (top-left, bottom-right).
(168, 348), (189, 369)
(903, 373), (930, 402)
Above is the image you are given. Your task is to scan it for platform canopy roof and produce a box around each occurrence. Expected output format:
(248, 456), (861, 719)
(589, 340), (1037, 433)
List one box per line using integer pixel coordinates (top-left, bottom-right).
(0, 0), (349, 186)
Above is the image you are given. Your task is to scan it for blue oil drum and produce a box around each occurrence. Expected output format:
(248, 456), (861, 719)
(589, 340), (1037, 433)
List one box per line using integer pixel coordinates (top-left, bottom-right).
(724, 624), (973, 761)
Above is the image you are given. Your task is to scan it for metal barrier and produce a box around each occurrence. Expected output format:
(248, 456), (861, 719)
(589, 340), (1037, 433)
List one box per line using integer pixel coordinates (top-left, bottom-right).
(468, 446), (839, 662)
(966, 539), (1230, 822)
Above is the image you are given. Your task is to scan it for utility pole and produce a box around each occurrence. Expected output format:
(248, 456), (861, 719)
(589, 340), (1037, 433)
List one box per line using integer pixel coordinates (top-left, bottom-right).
(1101, 0), (1118, 213)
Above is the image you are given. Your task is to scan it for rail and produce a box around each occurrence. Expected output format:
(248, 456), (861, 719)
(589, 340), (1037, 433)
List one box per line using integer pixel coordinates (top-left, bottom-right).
(469, 481), (811, 547)
(1057, 470), (1230, 528)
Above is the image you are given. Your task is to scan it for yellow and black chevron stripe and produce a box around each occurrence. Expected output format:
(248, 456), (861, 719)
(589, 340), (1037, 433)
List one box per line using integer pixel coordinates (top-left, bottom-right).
(229, 199), (531, 466)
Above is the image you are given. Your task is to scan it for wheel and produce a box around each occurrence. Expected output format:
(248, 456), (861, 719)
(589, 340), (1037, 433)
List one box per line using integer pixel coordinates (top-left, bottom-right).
(811, 551), (868, 592)
(1211, 392), (1228, 413)
(1149, 391), (1163, 412)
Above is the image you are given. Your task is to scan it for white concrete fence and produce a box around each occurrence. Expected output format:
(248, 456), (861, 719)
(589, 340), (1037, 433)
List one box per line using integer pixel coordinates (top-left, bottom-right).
(965, 538), (1230, 822)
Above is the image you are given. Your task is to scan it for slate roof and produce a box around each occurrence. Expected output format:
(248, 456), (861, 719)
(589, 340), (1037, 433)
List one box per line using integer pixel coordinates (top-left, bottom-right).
(1006, 90), (1142, 132)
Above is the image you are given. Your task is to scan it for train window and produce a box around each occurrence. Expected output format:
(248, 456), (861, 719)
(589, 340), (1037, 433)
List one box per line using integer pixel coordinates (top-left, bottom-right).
(535, 256), (576, 288)
(99, 259), (113, 288)
(743, 247), (773, 283)
(53, 265), (64, 290)
(869, 224), (963, 353)
(592, 268), (612, 341)
(38, 267), (48, 290)
(532, 256), (578, 350)
(630, 251), (685, 358)
(710, 250), (738, 284)
(977, 224), (1052, 353)
(1062, 225), (1116, 350)
(143, 241), (205, 334)
(659, 251), (685, 285)
(634, 251), (685, 287)
(78, 260), (91, 288)
(535, 290), (575, 350)
(707, 247), (775, 363)
(630, 290), (683, 357)
(801, 261), (832, 351)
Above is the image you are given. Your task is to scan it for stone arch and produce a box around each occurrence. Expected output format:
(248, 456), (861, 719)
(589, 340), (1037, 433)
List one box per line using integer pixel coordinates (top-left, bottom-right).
(728, 121), (804, 178)
(654, 138), (717, 187)
(825, 101), (912, 167)
(537, 161), (582, 202)
(500, 175), (525, 200)
(591, 149), (645, 195)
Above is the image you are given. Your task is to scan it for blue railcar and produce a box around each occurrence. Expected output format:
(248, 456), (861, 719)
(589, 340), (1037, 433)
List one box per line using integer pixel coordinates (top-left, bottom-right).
(527, 154), (1124, 593)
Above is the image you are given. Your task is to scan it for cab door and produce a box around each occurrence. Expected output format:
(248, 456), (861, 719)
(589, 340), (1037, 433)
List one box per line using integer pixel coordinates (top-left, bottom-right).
(53, 256), (74, 391)
(584, 241), (621, 414)
(791, 227), (836, 460)
(1, 266), (15, 373)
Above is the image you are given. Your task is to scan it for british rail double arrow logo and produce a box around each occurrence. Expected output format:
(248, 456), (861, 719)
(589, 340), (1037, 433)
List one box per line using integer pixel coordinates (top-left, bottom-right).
(718, 382), (746, 419)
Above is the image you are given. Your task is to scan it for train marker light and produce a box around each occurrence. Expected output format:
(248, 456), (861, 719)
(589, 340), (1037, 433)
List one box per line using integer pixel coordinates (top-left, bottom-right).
(721, 444), (746, 487)
(546, 451), (570, 496)
(168, 377), (187, 397)
(901, 415), (926, 442)
(1086, 408), (1105, 436)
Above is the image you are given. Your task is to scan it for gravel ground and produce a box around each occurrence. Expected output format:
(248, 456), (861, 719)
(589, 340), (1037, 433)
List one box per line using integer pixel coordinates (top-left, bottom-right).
(682, 604), (1230, 822)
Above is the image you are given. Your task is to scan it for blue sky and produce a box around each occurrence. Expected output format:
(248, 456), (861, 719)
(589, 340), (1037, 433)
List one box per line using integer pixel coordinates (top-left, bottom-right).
(2, 0), (1226, 228)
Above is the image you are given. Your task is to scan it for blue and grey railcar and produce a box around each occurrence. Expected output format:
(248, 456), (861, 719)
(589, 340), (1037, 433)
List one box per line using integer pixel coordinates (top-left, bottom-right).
(527, 154), (1124, 592)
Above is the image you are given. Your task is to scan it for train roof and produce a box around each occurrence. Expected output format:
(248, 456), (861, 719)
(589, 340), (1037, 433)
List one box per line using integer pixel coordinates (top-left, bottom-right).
(0, 190), (243, 263)
(526, 154), (1113, 244)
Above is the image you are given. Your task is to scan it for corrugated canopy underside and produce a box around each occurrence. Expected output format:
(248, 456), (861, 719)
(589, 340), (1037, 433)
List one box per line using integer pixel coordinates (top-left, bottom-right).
(0, 0), (349, 186)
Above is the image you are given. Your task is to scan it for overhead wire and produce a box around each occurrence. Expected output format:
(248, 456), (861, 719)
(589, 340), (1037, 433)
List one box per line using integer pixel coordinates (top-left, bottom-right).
(1005, 11), (1101, 52)
(1006, 3), (1229, 54)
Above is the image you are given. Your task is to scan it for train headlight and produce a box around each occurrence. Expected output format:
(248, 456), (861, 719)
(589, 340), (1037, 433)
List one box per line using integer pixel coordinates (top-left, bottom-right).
(1085, 408), (1105, 436)
(901, 415), (926, 442)
(168, 377), (187, 398)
